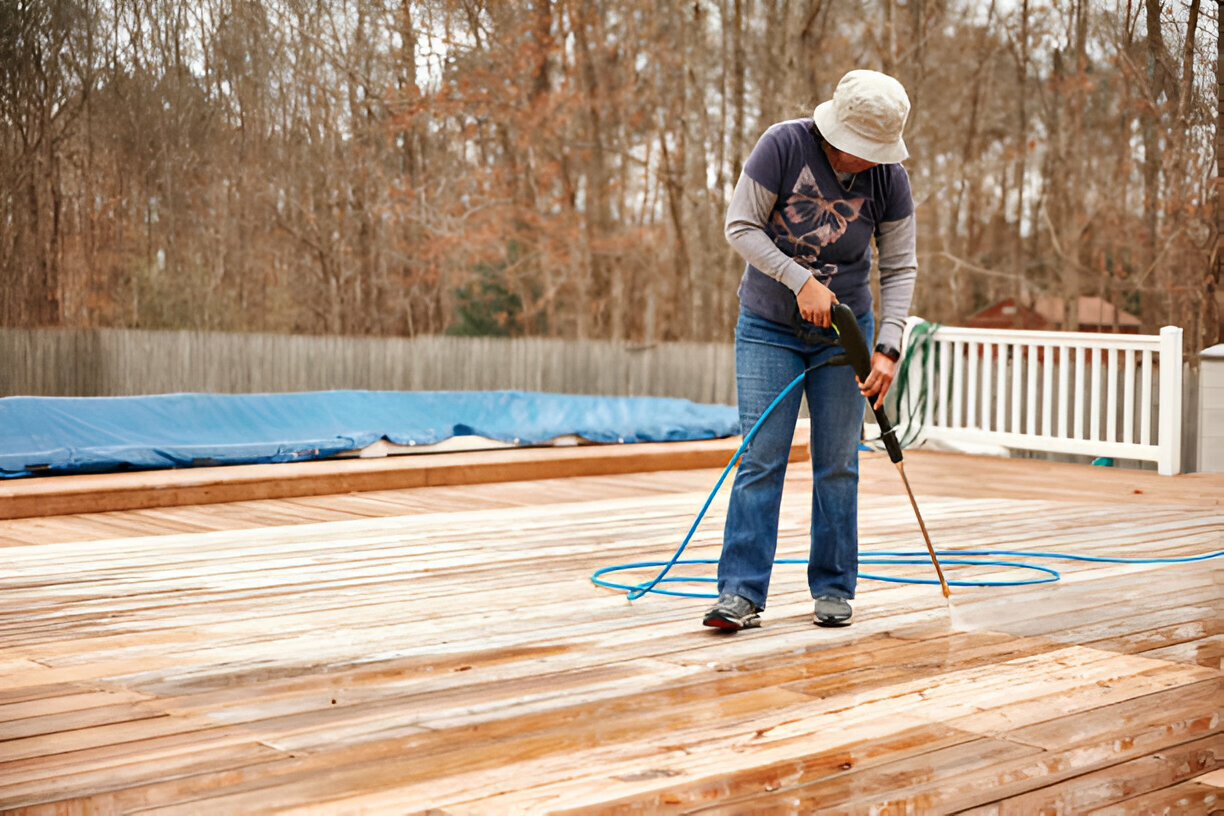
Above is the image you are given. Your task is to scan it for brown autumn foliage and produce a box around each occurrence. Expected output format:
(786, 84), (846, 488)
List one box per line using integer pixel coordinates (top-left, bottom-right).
(0, 0), (1219, 353)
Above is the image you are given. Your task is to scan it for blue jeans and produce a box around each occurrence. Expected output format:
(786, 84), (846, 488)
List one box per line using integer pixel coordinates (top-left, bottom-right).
(717, 306), (873, 609)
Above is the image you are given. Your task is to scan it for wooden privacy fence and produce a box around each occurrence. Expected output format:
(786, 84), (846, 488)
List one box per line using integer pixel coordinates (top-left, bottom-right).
(0, 328), (737, 406)
(892, 320), (1184, 475)
(3, 325), (1192, 473)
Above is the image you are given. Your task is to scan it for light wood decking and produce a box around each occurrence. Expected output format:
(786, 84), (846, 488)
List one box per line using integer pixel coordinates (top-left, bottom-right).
(0, 448), (1221, 814)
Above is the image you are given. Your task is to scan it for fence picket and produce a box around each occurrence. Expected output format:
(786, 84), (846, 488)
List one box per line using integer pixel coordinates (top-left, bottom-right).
(1011, 343), (1023, 434)
(1057, 344), (1069, 438)
(1123, 348), (1135, 444)
(1041, 344), (1053, 437)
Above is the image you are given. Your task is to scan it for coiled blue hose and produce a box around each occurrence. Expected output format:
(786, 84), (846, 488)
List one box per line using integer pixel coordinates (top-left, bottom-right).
(590, 365), (1223, 601)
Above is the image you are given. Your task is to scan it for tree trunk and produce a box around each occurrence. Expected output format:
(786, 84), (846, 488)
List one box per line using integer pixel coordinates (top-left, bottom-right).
(1062, 0), (1088, 331)
(1011, 0), (1030, 316)
(1142, 0), (1166, 329)
(1210, 0), (1224, 346)
(568, 0), (614, 339)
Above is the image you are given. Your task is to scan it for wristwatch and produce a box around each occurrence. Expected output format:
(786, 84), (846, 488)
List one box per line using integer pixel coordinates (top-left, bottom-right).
(874, 343), (901, 362)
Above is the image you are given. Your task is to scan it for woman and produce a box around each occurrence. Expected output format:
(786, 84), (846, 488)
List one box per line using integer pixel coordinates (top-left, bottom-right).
(703, 69), (918, 631)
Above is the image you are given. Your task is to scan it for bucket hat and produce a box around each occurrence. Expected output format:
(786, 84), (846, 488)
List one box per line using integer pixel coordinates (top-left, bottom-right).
(812, 69), (910, 164)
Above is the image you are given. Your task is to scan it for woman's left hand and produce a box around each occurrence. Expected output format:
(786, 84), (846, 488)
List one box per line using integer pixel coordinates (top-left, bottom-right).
(858, 352), (897, 410)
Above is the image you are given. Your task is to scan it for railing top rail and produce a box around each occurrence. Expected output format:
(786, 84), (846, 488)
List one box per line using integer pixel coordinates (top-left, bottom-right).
(919, 324), (1167, 349)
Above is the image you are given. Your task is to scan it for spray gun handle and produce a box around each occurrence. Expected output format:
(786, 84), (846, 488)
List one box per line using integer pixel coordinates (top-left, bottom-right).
(830, 303), (904, 464)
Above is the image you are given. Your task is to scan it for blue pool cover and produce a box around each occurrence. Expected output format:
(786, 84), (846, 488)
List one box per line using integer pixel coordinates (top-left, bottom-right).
(0, 391), (739, 478)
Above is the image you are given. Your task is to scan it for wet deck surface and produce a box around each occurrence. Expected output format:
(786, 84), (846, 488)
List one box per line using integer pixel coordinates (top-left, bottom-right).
(0, 449), (1221, 814)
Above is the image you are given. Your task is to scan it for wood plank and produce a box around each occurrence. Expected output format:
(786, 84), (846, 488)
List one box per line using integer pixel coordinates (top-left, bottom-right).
(862, 448), (1224, 507)
(1196, 768), (1224, 787)
(648, 716), (1223, 816)
(0, 689), (152, 723)
(498, 722), (971, 815)
(1000, 676), (1223, 752)
(1086, 616), (1224, 657)
(1138, 634), (1224, 670)
(2, 701), (173, 741)
(1083, 780), (1223, 815)
(956, 733), (1224, 815)
(0, 743), (290, 812)
(572, 678), (1224, 814)
(0, 469), (724, 547)
(486, 735), (1040, 816)
(0, 432), (809, 520)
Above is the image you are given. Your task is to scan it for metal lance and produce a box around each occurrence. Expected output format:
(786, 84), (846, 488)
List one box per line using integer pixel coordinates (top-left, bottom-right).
(830, 303), (950, 598)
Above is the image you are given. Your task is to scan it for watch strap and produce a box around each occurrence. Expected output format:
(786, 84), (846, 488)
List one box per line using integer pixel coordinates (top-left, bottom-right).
(874, 343), (901, 362)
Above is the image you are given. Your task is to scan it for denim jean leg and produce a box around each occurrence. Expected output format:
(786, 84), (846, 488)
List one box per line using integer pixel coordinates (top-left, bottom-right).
(805, 309), (874, 599)
(717, 311), (806, 609)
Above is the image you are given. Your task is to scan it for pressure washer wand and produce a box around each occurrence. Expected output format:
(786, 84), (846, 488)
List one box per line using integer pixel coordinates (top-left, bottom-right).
(830, 304), (950, 598)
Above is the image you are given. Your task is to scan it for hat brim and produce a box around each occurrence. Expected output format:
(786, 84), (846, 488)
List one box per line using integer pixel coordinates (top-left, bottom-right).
(813, 100), (909, 165)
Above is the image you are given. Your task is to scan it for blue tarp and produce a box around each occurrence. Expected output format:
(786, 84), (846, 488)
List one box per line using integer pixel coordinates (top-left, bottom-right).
(0, 391), (739, 478)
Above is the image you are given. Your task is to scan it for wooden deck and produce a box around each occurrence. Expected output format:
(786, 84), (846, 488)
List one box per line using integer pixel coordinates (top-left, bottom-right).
(0, 446), (1221, 814)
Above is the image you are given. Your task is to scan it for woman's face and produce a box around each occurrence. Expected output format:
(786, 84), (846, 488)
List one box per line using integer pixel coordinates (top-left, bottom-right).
(823, 143), (877, 174)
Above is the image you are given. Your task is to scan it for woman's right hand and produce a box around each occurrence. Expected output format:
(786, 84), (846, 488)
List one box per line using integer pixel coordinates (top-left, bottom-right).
(796, 278), (838, 328)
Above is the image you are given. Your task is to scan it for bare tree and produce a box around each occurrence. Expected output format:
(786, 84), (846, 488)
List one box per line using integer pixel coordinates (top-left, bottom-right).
(0, 0), (97, 326)
(0, 0), (1216, 355)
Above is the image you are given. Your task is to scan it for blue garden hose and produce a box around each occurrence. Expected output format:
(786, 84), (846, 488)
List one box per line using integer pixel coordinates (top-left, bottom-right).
(592, 550), (1223, 600)
(590, 329), (1223, 601)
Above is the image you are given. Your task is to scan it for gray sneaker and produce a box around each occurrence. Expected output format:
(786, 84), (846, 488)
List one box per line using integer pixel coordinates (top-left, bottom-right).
(813, 594), (852, 627)
(702, 593), (761, 631)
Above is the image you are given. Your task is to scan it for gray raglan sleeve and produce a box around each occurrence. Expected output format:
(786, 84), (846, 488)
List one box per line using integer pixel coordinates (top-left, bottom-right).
(875, 214), (918, 352)
(724, 171), (812, 294)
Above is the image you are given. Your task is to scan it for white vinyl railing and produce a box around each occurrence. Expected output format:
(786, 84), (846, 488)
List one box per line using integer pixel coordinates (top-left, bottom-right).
(890, 319), (1184, 475)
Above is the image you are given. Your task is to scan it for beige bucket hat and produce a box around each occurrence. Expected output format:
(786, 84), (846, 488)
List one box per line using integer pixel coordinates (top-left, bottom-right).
(812, 69), (910, 164)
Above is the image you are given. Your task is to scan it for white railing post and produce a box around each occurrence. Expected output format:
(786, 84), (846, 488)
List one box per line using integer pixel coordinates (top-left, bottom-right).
(1157, 325), (1183, 475)
(1026, 344), (1038, 435)
(1057, 344), (1069, 438)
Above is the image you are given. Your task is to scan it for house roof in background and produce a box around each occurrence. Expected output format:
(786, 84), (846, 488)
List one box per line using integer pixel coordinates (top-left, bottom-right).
(1031, 296), (1141, 327)
(966, 296), (1141, 329)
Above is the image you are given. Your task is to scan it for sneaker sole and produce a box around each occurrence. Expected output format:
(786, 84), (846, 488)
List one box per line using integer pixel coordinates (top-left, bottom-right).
(814, 615), (852, 628)
(703, 614), (760, 631)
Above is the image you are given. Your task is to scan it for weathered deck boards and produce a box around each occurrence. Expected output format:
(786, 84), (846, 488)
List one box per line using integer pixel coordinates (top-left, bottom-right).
(0, 449), (1221, 814)
(0, 432), (809, 522)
